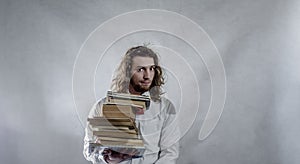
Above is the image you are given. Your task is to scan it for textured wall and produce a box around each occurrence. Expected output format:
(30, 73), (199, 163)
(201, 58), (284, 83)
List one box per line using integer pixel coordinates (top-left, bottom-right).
(1, 0), (300, 164)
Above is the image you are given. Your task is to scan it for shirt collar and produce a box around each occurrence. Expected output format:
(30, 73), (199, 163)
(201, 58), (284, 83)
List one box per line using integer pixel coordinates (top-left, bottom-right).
(142, 91), (150, 96)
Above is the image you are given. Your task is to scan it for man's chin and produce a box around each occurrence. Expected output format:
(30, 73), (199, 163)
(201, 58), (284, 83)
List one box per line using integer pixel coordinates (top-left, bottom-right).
(136, 86), (150, 93)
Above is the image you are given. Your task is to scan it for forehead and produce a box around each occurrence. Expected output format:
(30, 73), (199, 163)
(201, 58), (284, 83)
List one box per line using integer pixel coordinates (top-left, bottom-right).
(131, 56), (155, 67)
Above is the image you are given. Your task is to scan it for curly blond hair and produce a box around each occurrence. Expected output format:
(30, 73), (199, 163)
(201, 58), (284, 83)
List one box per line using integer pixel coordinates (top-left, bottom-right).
(110, 46), (164, 101)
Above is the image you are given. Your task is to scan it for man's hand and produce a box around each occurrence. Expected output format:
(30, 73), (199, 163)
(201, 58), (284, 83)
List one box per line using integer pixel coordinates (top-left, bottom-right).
(102, 149), (135, 164)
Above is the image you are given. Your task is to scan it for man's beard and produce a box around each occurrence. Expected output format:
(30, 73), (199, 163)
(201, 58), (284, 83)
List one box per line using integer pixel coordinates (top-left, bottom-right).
(130, 79), (151, 93)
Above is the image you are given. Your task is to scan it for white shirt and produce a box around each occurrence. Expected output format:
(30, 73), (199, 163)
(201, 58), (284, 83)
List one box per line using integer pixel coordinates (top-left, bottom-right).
(83, 96), (180, 164)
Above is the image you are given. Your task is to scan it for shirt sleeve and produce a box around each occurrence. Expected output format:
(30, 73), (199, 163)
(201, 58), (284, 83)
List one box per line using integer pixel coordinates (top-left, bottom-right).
(83, 101), (108, 164)
(155, 99), (180, 164)
(83, 100), (133, 164)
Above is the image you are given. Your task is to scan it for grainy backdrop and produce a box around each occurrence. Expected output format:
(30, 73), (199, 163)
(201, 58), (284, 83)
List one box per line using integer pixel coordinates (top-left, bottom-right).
(1, 0), (299, 164)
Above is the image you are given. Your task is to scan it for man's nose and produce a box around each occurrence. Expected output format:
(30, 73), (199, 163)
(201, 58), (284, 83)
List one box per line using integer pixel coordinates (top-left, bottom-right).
(143, 69), (150, 79)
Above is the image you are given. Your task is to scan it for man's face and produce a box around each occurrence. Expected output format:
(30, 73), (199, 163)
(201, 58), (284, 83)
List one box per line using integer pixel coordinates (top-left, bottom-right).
(130, 56), (156, 94)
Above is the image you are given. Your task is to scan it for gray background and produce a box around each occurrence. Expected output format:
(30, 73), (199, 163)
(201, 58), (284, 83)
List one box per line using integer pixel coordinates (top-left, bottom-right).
(1, 0), (300, 164)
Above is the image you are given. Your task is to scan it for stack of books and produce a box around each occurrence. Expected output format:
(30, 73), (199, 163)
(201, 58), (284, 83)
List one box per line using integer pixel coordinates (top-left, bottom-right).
(88, 91), (150, 157)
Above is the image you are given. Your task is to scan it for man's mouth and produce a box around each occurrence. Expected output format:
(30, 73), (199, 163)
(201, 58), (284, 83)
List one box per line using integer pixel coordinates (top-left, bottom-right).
(140, 81), (151, 85)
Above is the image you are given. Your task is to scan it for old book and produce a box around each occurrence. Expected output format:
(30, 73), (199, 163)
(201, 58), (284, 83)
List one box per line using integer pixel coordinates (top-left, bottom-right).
(106, 98), (146, 109)
(107, 91), (150, 102)
(88, 117), (135, 127)
(90, 125), (136, 131)
(89, 142), (145, 157)
(102, 104), (134, 113)
(88, 135), (145, 157)
(99, 140), (143, 147)
(106, 91), (150, 110)
(98, 137), (144, 145)
(90, 125), (137, 134)
(93, 130), (139, 139)
(102, 104), (135, 118)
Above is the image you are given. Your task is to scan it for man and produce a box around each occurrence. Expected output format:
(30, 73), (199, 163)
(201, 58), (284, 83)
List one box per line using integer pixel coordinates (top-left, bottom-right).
(83, 46), (180, 164)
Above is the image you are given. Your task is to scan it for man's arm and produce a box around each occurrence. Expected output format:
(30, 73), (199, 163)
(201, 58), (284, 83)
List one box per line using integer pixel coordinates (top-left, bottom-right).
(83, 100), (133, 164)
(155, 99), (180, 164)
(83, 125), (104, 163)
(83, 101), (107, 164)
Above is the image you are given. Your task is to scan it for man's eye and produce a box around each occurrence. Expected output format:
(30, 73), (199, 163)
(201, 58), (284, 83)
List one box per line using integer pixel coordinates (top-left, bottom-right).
(150, 66), (155, 71)
(137, 68), (144, 72)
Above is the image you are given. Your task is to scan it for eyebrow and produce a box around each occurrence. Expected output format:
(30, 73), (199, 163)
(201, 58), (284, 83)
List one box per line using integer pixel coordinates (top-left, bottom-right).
(135, 65), (156, 68)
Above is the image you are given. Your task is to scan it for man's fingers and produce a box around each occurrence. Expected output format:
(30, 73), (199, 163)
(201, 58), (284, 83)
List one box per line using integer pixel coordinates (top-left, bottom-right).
(102, 149), (110, 155)
(95, 137), (102, 144)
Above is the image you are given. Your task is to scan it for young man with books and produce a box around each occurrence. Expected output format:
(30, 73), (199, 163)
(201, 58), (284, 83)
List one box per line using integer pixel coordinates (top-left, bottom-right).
(83, 46), (180, 164)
